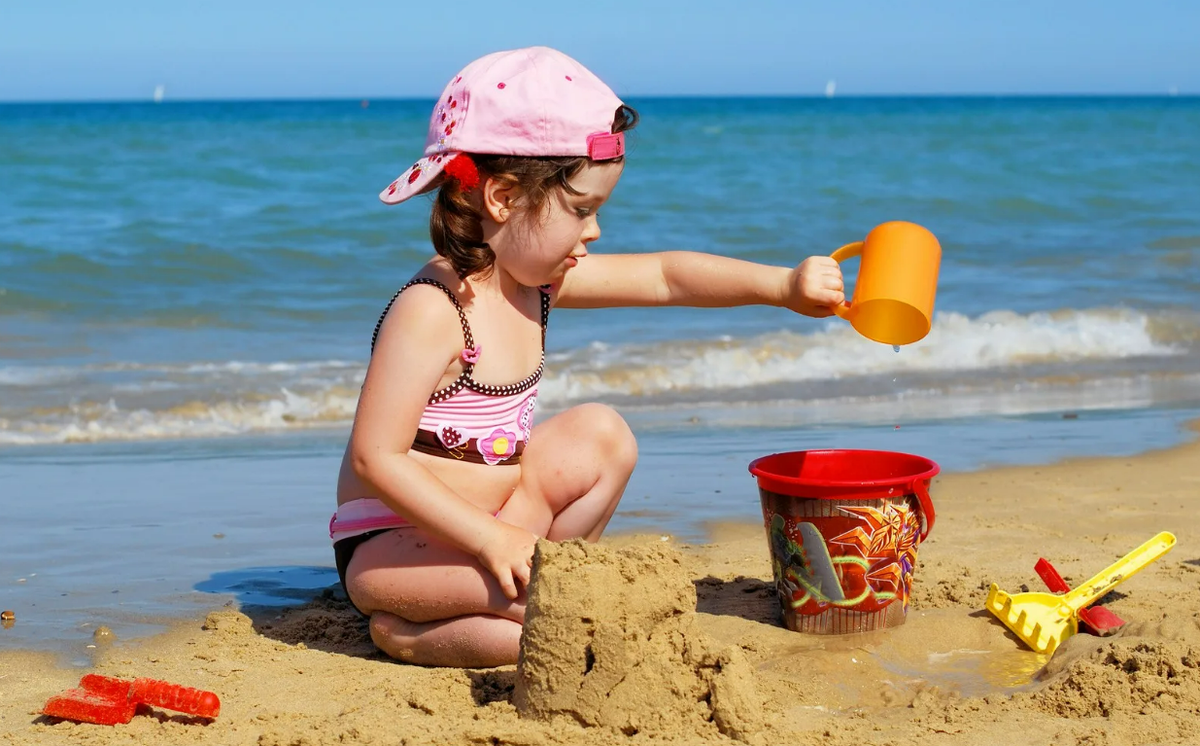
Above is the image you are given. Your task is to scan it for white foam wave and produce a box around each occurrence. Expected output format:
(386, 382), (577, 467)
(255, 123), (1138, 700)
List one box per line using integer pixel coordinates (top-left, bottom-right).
(0, 387), (360, 446)
(0, 308), (1192, 445)
(0, 359), (359, 382)
(539, 308), (1181, 404)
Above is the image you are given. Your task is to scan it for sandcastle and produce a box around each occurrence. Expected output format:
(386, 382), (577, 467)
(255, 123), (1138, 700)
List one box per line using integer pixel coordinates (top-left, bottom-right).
(514, 540), (764, 743)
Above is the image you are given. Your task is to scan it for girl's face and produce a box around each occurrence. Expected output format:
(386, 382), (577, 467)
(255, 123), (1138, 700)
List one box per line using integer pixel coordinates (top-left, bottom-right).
(495, 160), (624, 287)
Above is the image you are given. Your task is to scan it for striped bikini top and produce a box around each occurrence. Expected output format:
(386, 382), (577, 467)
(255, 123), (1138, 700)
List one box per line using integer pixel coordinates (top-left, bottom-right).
(371, 278), (549, 466)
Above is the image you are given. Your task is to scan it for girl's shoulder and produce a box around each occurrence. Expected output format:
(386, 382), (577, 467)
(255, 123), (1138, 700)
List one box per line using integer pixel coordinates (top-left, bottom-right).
(371, 264), (469, 356)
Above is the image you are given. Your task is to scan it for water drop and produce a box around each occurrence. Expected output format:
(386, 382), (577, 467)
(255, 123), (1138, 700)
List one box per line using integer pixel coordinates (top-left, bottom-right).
(892, 345), (900, 353)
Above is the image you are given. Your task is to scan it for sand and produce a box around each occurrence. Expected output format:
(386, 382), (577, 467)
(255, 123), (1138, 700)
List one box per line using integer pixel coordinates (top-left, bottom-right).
(2, 421), (1198, 746)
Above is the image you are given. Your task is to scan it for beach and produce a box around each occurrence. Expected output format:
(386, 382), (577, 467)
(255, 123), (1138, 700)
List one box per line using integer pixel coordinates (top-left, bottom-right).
(3, 95), (1199, 744)
(2, 421), (1196, 745)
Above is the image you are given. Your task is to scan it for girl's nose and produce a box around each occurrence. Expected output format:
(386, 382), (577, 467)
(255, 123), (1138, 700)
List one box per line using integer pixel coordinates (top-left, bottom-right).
(581, 216), (601, 244)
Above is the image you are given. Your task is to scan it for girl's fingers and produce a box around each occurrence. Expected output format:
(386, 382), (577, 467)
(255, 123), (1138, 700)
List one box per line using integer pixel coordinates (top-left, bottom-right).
(499, 573), (518, 600)
(816, 290), (845, 307)
(805, 256), (840, 271)
(488, 562), (518, 600)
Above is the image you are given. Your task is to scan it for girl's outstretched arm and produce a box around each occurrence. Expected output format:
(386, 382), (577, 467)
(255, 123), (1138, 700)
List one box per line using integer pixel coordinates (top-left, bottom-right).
(555, 251), (845, 317)
(349, 283), (536, 599)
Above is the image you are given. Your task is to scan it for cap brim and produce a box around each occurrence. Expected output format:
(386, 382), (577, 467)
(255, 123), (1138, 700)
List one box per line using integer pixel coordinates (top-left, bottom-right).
(379, 152), (456, 205)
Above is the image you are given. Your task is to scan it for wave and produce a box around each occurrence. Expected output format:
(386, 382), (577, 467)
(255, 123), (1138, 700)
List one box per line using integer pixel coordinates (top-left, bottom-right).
(1, 308), (1196, 445)
(539, 307), (1182, 403)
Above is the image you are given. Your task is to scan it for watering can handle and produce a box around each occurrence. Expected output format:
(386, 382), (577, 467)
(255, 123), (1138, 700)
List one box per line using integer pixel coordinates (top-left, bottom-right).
(829, 241), (863, 320)
(911, 478), (936, 542)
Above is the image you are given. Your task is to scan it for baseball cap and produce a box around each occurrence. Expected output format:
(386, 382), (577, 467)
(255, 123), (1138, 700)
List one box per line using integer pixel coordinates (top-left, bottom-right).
(380, 46), (626, 205)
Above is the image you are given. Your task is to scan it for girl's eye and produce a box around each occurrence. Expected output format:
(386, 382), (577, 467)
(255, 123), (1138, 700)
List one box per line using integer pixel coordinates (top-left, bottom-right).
(574, 208), (592, 218)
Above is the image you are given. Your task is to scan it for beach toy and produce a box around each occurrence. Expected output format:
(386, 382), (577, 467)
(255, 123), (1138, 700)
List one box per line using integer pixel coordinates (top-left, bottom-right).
(129, 677), (221, 718)
(79, 674), (134, 699)
(750, 449), (938, 634)
(985, 531), (1176, 654)
(830, 221), (941, 346)
(42, 687), (138, 725)
(1034, 557), (1126, 636)
(42, 673), (220, 725)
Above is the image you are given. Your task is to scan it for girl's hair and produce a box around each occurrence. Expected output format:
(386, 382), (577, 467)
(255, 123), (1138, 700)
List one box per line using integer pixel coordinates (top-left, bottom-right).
(430, 104), (639, 279)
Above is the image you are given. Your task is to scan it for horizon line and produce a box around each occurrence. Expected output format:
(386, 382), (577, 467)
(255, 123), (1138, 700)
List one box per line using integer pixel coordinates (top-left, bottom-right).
(0, 91), (1194, 106)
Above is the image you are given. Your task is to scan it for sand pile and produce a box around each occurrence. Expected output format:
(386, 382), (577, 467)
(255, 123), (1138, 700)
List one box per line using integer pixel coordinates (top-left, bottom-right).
(514, 540), (765, 743)
(1030, 639), (1200, 718)
(250, 589), (377, 658)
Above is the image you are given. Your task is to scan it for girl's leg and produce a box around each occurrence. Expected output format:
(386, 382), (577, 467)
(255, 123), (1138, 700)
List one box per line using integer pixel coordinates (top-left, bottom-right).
(368, 613), (522, 669)
(347, 403), (638, 667)
(346, 528), (527, 667)
(499, 403), (639, 542)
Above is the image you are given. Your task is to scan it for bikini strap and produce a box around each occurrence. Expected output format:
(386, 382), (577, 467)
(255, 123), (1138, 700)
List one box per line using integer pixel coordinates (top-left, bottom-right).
(371, 278), (475, 358)
(538, 284), (552, 348)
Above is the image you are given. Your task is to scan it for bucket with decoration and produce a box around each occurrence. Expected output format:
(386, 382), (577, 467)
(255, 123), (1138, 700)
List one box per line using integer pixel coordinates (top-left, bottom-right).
(749, 449), (938, 634)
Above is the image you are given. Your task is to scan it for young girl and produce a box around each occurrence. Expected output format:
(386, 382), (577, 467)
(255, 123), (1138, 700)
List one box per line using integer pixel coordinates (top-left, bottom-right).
(331, 46), (846, 668)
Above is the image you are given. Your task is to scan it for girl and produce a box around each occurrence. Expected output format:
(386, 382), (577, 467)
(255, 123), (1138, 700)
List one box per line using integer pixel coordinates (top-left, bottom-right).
(331, 46), (845, 668)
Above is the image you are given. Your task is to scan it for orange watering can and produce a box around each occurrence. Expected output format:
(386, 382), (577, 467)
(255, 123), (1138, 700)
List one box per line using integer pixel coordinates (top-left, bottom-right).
(831, 221), (942, 346)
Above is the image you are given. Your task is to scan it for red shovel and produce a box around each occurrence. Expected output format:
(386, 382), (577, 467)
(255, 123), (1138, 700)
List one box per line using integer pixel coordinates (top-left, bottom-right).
(1034, 557), (1126, 636)
(42, 674), (220, 725)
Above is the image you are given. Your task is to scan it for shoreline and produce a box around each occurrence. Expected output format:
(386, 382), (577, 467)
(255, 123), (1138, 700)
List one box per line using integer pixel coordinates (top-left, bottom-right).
(2, 421), (1198, 744)
(2, 407), (1197, 658)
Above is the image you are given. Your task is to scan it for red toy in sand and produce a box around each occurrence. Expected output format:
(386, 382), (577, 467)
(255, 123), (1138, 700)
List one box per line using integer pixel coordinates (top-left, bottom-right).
(1034, 557), (1127, 636)
(41, 674), (220, 725)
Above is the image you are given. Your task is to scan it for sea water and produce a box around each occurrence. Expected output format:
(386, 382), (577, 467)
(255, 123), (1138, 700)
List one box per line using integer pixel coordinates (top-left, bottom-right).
(2, 96), (1199, 653)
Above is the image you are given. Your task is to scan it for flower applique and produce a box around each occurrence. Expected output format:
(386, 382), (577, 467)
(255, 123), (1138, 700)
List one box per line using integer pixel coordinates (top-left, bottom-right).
(479, 428), (517, 465)
(518, 393), (538, 442)
(432, 91), (467, 151)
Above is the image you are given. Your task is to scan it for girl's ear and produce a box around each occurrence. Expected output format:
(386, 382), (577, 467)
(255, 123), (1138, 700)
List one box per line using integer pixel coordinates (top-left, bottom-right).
(481, 176), (520, 224)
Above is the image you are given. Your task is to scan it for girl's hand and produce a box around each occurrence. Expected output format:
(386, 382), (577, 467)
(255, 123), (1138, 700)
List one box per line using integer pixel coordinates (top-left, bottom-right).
(784, 256), (845, 318)
(476, 522), (539, 600)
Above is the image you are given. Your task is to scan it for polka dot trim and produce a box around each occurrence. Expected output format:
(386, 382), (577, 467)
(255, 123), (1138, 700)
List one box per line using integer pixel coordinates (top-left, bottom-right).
(371, 278), (551, 405)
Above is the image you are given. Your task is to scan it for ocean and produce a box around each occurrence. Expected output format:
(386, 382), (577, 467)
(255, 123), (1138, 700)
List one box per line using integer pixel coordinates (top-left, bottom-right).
(2, 96), (1199, 655)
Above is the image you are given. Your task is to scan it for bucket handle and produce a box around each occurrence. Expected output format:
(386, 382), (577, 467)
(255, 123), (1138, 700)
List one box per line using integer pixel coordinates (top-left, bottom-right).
(912, 478), (936, 542)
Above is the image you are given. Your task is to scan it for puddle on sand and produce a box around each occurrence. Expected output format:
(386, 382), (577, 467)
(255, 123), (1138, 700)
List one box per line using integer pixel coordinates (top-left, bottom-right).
(756, 609), (1049, 710)
(874, 645), (1049, 698)
(868, 609), (1050, 698)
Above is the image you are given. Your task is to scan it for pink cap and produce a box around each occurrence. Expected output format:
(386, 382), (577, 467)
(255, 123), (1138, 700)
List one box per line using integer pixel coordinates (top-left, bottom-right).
(380, 46), (626, 205)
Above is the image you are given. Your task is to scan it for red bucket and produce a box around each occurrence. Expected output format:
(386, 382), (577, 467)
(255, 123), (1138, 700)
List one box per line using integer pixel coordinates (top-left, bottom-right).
(749, 449), (938, 634)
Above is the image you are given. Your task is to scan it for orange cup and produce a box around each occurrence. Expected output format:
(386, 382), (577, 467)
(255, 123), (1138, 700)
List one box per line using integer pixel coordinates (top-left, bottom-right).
(830, 221), (941, 346)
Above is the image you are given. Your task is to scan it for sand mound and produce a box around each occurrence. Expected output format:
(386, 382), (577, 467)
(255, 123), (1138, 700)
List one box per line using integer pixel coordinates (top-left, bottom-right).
(1030, 639), (1200, 718)
(514, 540), (765, 743)
(252, 590), (376, 656)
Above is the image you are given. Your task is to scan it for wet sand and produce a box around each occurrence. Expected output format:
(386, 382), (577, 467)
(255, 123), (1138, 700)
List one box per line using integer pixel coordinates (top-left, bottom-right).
(1, 421), (1197, 745)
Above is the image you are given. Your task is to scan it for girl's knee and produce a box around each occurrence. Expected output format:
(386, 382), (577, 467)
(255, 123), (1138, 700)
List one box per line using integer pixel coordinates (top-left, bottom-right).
(578, 403), (638, 470)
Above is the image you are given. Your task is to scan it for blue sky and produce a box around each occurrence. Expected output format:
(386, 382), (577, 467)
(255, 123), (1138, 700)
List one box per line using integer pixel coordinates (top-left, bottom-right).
(1, 1), (1196, 101)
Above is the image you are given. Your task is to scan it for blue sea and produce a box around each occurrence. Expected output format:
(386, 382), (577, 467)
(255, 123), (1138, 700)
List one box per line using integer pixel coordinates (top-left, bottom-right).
(2, 96), (1199, 655)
